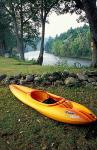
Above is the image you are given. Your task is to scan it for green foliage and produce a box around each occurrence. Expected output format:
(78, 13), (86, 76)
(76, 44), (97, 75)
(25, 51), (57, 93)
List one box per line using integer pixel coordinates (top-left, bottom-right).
(0, 5), (16, 55)
(52, 39), (64, 56)
(0, 0), (40, 58)
(45, 25), (91, 59)
(45, 37), (54, 53)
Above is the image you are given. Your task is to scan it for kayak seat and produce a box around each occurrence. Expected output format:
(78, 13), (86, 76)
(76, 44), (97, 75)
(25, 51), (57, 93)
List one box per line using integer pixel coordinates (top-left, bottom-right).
(31, 90), (59, 104)
(31, 90), (49, 102)
(43, 98), (57, 104)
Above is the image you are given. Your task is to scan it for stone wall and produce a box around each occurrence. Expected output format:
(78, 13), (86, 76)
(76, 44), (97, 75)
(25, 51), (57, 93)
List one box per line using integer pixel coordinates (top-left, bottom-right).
(0, 70), (97, 87)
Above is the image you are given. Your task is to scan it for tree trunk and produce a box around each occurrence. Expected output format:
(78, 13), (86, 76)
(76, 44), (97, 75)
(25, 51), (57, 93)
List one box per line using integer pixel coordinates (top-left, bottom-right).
(13, 17), (24, 60)
(91, 40), (97, 67)
(0, 40), (4, 56)
(20, 0), (24, 60)
(14, 19), (22, 59)
(0, 39), (6, 56)
(3, 39), (6, 53)
(11, 2), (24, 60)
(20, 29), (24, 60)
(37, 19), (45, 65)
(37, 0), (46, 65)
(82, 0), (97, 67)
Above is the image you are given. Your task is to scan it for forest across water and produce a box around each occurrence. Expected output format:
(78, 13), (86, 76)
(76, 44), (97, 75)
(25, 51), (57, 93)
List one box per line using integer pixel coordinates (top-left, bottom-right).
(45, 25), (91, 59)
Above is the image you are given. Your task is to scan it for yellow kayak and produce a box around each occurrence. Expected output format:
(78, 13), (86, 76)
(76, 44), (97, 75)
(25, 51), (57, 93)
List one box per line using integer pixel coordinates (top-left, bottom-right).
(9, 84), (97, 124)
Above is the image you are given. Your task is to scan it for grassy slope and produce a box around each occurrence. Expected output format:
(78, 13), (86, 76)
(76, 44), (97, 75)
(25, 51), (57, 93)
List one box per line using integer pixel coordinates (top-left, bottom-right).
(0, 56), (90, 75)
(0, 56), (66, 75)
(0, 57), (97, 150)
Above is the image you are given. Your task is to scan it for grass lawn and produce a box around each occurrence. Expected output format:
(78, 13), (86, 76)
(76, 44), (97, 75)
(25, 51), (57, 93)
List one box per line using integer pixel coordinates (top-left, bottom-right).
(0, 56), (97, 150)
(0, 56), (91, 75)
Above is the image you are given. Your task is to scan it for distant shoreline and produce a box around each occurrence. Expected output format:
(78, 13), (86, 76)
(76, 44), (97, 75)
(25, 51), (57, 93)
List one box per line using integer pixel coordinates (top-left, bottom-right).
(25, 51), (91, 66)
(39, 50), (92, 61)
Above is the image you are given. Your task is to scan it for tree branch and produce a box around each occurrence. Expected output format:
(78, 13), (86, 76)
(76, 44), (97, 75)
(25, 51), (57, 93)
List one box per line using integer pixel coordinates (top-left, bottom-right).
(74, 0), (84, 10)
(1, 3), (13, 16)
(45, 0), (59, 15)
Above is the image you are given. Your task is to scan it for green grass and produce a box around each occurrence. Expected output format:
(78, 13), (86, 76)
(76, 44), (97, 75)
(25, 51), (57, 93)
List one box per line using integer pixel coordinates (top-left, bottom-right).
(0, 56), (97, 150)
(0, 56), (93, 75)
(1, 85), (97, 150)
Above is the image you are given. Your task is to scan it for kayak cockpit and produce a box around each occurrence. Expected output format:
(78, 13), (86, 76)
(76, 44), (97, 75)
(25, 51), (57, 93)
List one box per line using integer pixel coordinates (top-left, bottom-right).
(30, 90), (60, 104)
(30, 90), (73, 108)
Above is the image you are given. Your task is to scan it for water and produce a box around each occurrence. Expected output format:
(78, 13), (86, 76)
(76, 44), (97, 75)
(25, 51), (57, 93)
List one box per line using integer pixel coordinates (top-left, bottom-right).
(24, 51), (91, 67)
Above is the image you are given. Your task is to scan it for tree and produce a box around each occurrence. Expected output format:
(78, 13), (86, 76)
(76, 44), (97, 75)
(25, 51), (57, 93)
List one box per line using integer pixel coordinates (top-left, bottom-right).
(45, 37), (54, 53)
(0, 2), (15, 56)
(81, 0), (97, 67)
(59, 0), (97, 67)
(2, 0), (39, 60)
(29, 0), (61, 65)
(45, 25), (91, 58)
(0, 7), (7, 55)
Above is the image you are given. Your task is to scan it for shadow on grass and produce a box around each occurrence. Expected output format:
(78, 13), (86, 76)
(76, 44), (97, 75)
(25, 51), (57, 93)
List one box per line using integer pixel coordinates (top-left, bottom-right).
(15, 63), (35, 65)
(53, 120), (97, 140)
(84, 121), (97, 140)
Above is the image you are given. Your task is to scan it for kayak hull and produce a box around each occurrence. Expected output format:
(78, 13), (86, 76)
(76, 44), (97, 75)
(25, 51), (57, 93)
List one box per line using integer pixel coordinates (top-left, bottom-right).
(9, 84), (97, 124)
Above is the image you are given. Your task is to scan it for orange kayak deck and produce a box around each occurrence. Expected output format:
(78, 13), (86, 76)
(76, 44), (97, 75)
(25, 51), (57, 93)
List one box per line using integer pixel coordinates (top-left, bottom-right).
(9, 84), (97, 124)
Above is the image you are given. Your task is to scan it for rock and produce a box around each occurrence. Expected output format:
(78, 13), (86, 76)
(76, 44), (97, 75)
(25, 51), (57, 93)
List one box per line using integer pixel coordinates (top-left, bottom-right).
(42, 72), (62, 82)
(21, 75), (26, 80)
(34, 76), (43, 84)
(1, 71), (97, 88)
(48, 75), (56, 82)
(64, 77), (80, 87)
(91, 82), (97, 86)
(95, 82), (97, 86)
(62, 71), (69, 78)
(85, 82), (94, 87)
(93, 77), (97, 81)
(82, 81), (89, 86)
(4, 75), (15, 84)
(52, 72), (62, 80)
(85, 70), (97, 77)
(42, 73), (55, 82)
(77, 73), (88, 81)
(10, 79), (18, 84)
(54, 80), (64, 86)
(26, 74), (34, 82)
(19, 79), (27, 85)
(42, 73), (51, 79)
(68, 73), (77, 78)
(4, 77), (11, 84)
(34, 76), (39, 82)
(9, 76), (14, 80)
(42, 81), (52, 86)
(0, 74), (7, 81)
(88, 78), (96, 83)
(14, 74), (22, 79)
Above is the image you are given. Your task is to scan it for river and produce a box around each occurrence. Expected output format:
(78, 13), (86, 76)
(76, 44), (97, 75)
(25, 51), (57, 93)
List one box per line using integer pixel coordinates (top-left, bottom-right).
(24, 51), (91, 67)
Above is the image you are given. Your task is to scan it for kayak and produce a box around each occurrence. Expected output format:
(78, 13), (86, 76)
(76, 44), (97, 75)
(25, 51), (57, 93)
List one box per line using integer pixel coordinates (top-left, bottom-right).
(9, 84), (97, 124)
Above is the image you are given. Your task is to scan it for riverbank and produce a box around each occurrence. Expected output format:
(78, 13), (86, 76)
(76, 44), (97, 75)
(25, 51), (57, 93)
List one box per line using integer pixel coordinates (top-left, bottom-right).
(0, 56), (91, 75)
(25, 51), (91, 66)
(0, 56), (97, 150)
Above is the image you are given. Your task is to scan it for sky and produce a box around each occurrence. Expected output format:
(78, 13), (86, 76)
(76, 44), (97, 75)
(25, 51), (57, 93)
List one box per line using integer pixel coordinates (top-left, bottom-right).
(44, 12), (85, 38)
